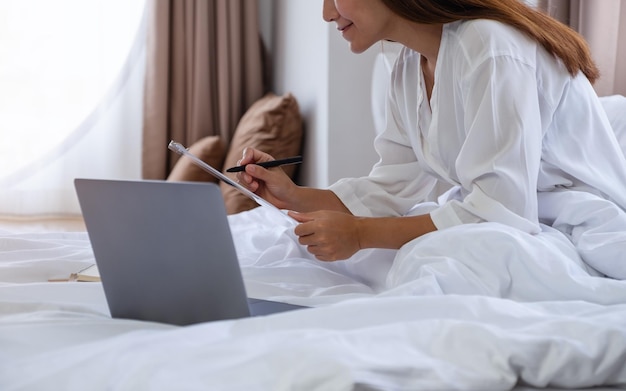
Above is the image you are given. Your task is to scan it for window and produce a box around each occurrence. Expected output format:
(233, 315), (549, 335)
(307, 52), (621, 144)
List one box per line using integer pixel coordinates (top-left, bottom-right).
(0, 0), (145, 180)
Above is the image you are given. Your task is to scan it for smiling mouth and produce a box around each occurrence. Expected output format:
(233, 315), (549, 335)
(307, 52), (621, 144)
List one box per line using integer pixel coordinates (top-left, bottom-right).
(338, 23), (353, 32)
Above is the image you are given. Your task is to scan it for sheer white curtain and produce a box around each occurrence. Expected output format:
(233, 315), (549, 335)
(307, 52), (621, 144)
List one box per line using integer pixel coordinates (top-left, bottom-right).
(0, 0), (146, 217)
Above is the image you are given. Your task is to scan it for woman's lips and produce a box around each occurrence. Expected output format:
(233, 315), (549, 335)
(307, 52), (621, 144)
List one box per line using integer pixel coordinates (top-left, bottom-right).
(339, 23), (353, 33)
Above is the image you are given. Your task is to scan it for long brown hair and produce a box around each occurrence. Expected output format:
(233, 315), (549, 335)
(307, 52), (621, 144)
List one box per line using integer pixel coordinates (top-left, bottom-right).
(380, 0), (600, 83)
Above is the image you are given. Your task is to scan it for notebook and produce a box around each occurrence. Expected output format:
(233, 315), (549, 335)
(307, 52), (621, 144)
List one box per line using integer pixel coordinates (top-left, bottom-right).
(74, 178), (306, 326)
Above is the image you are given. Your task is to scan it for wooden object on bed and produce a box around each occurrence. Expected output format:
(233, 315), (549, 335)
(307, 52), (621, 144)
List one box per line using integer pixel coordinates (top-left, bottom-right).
(70, 264), (100, 282)
(48, 264), (100, 282)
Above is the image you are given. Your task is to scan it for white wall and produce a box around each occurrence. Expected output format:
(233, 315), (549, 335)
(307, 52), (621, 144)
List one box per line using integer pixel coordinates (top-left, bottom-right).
(261, 0), (380, 188)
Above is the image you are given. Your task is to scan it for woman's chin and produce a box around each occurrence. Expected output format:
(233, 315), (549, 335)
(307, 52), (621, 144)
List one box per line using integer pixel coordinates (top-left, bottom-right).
(348, 41), (374, 54)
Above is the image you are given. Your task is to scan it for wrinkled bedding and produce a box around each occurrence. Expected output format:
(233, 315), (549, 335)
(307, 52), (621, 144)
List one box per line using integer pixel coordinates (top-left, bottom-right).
(1, 207), (626, 391)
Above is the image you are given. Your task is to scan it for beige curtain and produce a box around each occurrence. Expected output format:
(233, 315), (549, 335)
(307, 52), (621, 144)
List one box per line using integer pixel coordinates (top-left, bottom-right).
(142, 0), (265, 179)
(539, 0), (626, 96)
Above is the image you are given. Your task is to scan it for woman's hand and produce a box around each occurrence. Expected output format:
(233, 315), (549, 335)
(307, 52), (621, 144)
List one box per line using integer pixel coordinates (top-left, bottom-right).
(289, 211), (439, 261)
(289, 210), (362, 261)
(235, 147), (298, 210)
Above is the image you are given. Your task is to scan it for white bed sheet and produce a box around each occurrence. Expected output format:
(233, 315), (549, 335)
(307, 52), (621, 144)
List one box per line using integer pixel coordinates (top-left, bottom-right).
(1, 207), (626, 391)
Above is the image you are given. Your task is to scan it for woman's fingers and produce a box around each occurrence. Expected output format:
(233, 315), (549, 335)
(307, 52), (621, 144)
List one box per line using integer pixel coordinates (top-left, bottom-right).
(238, 147), (274, 165)
(290, 211), (361, 261)
(235, 148), (285, 192)
(289, 211), (314, 223)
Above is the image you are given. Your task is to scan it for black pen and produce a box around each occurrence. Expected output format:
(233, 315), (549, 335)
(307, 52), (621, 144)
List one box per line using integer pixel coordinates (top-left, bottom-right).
(226, 156), (303, 173)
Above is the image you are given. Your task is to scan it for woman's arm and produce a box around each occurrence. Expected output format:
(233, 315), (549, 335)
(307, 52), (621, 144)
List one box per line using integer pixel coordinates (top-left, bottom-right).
(285, 185), (351, 213)
(289, 210), (437, 261)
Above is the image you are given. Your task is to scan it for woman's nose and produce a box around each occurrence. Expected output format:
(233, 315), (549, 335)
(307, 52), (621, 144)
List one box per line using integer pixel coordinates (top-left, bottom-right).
(322, 0), (339, 22)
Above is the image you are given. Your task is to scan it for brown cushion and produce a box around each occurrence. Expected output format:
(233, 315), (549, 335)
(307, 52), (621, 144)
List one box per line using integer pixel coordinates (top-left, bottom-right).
(221, 92), (303, 214)
(167, 136), (226, 183)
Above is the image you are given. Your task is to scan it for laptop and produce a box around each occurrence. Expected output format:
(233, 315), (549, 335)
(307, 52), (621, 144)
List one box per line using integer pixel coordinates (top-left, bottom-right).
(74, 178), (306, 326)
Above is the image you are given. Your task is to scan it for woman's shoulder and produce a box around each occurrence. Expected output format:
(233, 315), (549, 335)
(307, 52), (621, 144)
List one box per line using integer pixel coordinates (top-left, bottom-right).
(447, 19), (527, 41)
(445, 19), (537, 60)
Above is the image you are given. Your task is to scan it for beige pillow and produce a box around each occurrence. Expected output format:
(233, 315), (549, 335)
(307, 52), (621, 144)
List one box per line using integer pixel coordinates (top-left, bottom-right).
(221, 92), (303, 214)
(167, 136), (225, 183)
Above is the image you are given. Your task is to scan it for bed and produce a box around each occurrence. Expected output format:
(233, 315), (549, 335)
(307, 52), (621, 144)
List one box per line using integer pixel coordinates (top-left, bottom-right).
(1, 95), (626, 391)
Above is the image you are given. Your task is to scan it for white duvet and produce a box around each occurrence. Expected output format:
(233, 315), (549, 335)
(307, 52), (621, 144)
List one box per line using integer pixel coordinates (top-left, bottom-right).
(1, 207), (626, 391)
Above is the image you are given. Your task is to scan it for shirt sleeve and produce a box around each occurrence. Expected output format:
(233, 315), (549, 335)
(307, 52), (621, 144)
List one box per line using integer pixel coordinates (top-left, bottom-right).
(329, 75), (440, 218)
(430, 54), (543, 234)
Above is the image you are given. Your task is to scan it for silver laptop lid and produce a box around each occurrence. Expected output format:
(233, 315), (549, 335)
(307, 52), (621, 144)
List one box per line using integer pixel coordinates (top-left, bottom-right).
(74, 178), (251, 325)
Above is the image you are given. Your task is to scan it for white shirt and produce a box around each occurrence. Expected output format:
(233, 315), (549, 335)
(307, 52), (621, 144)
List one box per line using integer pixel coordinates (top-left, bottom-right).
(330, 19), (626, 234)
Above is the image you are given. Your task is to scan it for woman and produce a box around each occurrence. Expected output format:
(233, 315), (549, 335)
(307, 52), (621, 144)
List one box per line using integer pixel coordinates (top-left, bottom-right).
(237, 0), (626, 279)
